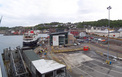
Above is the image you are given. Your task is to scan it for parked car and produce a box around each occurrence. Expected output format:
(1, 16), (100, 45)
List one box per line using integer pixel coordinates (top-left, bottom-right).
(79, 40), (84, 43)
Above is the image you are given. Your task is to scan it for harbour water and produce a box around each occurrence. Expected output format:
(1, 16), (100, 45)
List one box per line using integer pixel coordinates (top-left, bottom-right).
(0, 34), (23, 52)
(0, 34), (48, 77)
(0, 34), (23, 77)
(0, 34), (48, 52)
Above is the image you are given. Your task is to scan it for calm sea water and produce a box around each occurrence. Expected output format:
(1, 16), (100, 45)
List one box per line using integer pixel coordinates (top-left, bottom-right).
(0, 34), (48, 52)
(0, 34), (48, 77)
(0, 34), (23, 77)
(0, 34), (23, 53)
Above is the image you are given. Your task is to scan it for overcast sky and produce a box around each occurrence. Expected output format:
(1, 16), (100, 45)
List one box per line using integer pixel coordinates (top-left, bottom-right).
(0, 0), (122, 27)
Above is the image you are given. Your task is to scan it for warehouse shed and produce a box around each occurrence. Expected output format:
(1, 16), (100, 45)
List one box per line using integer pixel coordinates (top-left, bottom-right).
(49, 32), (68, 46)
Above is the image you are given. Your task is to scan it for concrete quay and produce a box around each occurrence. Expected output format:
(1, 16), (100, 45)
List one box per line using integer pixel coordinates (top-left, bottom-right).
(44, 44), (122, 77)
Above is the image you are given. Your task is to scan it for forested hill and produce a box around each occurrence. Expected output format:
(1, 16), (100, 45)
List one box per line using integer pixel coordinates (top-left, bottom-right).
(77, 19), (122, 28)
(0, 27), (9, 30)
(0, 19), (122, 30)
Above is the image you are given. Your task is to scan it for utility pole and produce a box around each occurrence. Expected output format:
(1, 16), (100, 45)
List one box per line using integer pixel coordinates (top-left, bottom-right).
(106, 6), (112, 64)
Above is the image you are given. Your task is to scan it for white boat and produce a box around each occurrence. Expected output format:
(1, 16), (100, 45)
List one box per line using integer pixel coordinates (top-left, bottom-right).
(23, 30), (39, 47)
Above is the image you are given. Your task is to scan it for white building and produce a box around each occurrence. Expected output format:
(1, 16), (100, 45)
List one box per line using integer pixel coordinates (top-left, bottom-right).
(79, 32), (86, 37)
(86, 27), (122, 38)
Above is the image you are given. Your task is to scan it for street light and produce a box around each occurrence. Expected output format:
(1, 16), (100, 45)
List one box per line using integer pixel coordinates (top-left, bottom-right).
(107, 6), (112, 63)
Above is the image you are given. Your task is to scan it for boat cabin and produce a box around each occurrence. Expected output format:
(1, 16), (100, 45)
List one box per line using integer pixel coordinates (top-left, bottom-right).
(23, 33), (35, 40)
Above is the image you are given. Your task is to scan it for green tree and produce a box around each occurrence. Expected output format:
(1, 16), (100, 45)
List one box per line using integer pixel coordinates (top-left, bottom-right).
(0, 27), (9, 30)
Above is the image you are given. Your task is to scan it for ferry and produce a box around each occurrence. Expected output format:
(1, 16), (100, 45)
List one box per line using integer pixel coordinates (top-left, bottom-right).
(23, 30), (39, 47)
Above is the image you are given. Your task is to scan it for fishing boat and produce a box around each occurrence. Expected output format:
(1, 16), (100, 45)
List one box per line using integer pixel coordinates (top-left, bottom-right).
(23, 30), (39, 47)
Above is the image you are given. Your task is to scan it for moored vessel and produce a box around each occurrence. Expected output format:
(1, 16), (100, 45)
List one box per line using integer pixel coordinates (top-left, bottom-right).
(23, 30), (39, 47)
(2, 46), (67, 77)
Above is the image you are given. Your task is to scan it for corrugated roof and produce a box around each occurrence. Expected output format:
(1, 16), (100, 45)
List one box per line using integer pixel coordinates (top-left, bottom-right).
(32, 59), (66, 74)
(49, 32), (68, 35)
(23, 50), (40, 61)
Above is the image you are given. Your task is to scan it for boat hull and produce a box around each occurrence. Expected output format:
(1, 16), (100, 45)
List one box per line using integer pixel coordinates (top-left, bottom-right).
(23, 39), (38, 47)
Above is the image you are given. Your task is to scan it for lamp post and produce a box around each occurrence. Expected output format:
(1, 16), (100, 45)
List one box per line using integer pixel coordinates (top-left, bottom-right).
(107, 6), (112, 62)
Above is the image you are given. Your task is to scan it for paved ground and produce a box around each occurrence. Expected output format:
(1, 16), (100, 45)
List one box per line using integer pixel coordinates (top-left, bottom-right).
(60, 50), (122, 77)
(103, 44), (122, 52)
(46, 44), (122, 77)
(83, 43), (122, 58)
